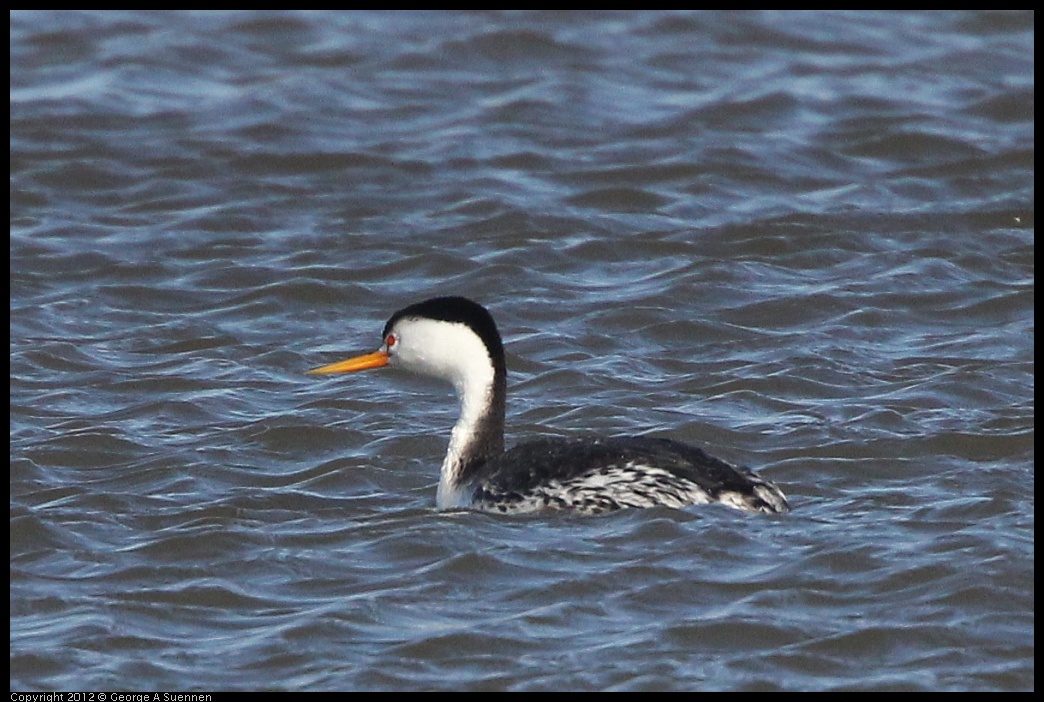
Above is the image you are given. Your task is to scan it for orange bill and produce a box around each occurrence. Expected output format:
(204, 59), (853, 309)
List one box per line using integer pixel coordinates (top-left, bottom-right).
(307, 350), (389, 375)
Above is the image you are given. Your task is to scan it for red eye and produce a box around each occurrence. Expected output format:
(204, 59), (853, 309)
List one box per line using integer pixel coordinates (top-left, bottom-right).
(385, 334), (397, 348)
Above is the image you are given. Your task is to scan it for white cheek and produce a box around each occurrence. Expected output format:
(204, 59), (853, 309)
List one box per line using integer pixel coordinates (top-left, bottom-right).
(391, 318), (493, 394)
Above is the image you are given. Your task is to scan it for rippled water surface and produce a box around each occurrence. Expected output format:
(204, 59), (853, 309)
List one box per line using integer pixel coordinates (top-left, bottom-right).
(10, 10), (1033, 691)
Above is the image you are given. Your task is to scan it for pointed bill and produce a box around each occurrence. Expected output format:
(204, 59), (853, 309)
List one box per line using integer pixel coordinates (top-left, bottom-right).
(307, 350), (389, 375)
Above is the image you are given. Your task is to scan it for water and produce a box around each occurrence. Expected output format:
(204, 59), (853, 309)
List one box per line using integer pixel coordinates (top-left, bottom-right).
(10, 10), (1033, 691)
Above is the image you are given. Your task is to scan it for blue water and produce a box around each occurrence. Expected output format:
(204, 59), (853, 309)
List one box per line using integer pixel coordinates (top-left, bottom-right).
(10, 10), (1034, 691)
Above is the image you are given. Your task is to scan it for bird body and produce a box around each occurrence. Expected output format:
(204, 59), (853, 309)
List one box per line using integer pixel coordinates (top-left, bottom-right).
(309, 296), (789, 516)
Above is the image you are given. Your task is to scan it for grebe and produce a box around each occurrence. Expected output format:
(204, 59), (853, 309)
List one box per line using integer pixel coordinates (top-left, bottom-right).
(308, 297), (789, 516)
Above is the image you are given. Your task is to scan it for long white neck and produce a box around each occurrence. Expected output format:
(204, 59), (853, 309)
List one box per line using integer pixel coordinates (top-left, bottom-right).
(437, 368), (504, 508)
(388, 316), (506, 509)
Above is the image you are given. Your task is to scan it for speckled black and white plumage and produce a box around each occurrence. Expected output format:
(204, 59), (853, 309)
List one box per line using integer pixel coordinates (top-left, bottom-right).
(467, 436), (789, 515)
(310, 296), (790, 516)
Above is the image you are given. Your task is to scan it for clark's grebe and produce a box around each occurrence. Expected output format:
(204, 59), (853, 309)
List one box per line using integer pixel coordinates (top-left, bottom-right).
(309, 296), (789, 516)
